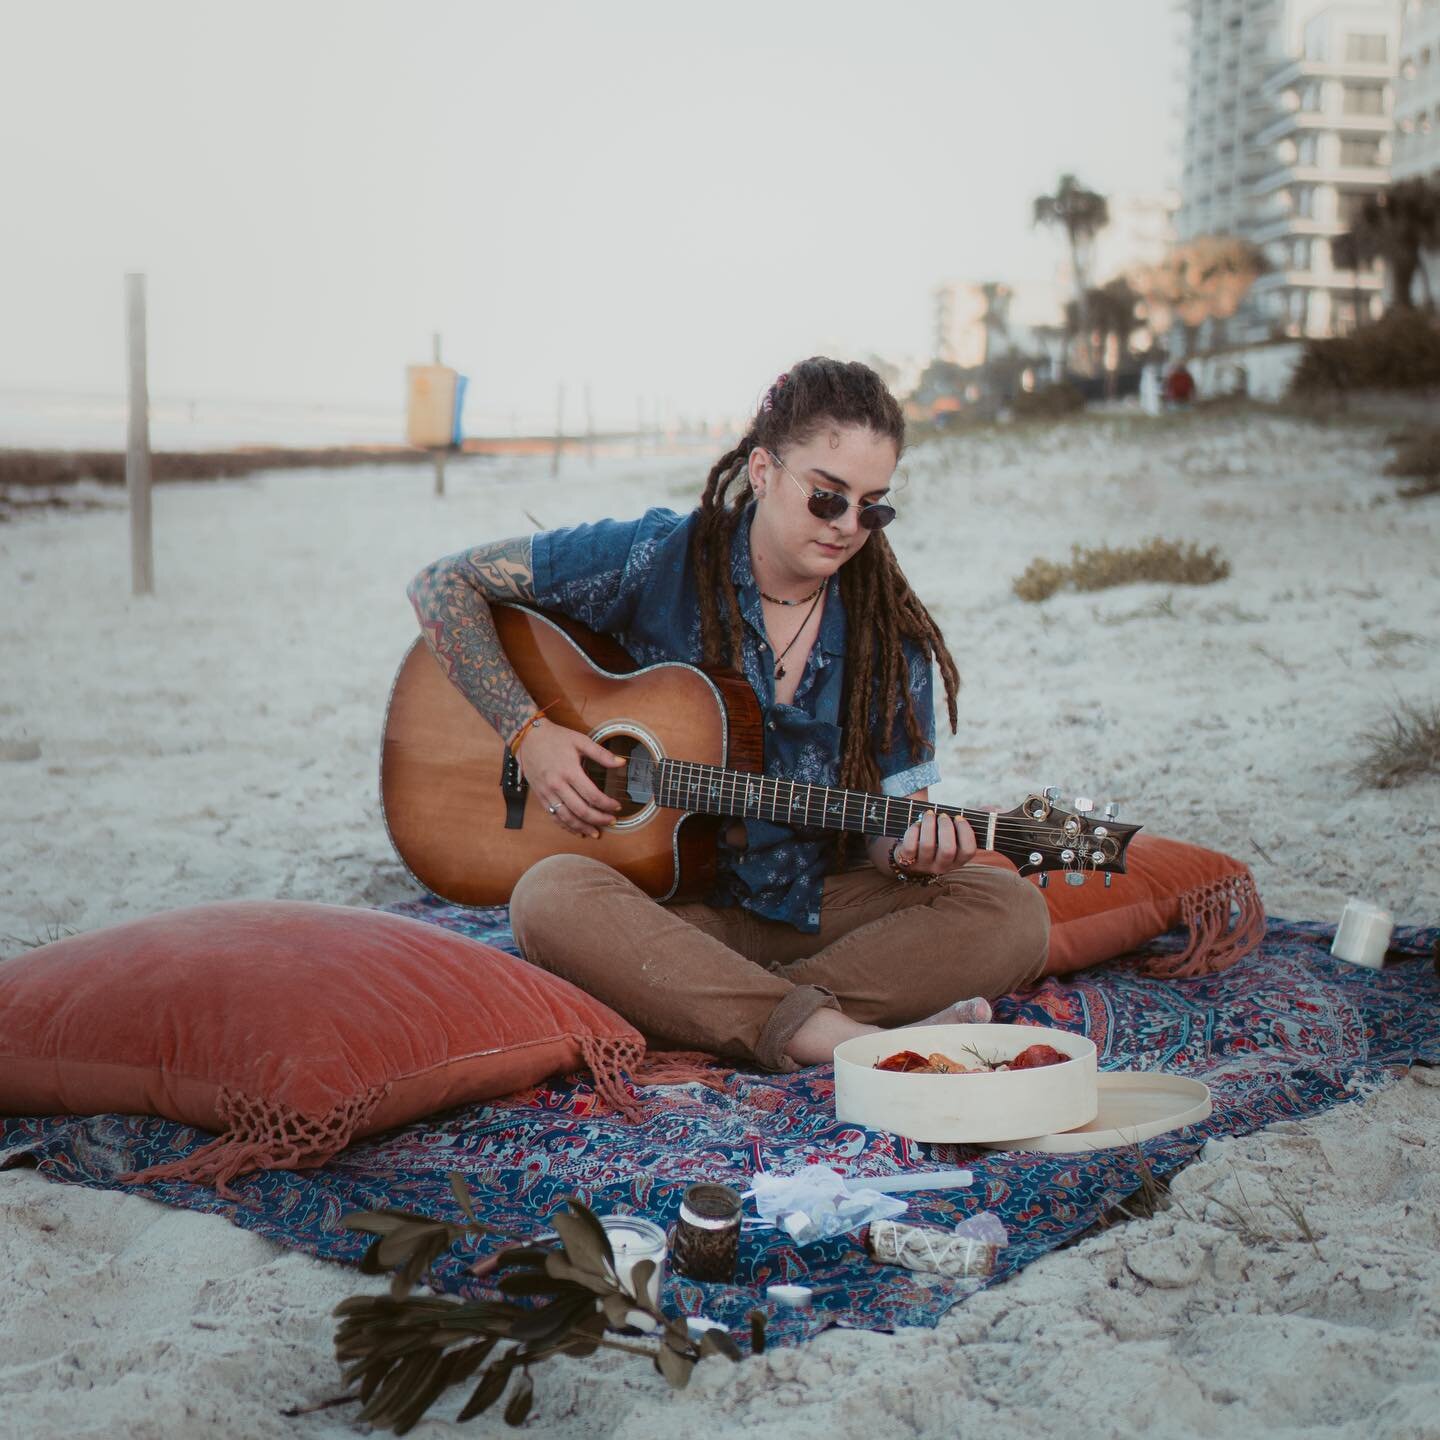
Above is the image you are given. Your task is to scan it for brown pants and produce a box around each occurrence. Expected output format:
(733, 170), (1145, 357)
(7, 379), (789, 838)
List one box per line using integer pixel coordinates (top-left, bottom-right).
(510, 855), (1049, 1071)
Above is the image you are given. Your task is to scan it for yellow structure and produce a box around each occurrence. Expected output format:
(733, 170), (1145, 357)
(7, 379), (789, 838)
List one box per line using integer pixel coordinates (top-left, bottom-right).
(406, 364), (459, 448)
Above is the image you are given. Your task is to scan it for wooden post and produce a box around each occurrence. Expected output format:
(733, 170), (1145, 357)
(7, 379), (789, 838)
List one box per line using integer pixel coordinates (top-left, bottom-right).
(432, 332), (445, 497)
(125, 273), (154, 596)
(585, 383), (594, 468)
(552, 383), (564, 477)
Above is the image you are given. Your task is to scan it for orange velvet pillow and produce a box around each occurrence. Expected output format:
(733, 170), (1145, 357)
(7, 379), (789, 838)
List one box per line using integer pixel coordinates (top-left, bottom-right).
(0, 901), (649, 1194)
(974, 833), (1265, 979)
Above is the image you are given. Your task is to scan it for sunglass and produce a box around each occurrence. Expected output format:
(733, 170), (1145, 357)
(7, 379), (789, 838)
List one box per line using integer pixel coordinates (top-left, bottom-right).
(768, 451), (897, 531)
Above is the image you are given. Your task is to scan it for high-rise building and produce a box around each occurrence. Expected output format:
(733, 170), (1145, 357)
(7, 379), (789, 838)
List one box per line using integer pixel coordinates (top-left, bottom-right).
(1393, 0), (1440, 181)
(1393, 0), (1440, 297)
(1177, 0), (1402, 340)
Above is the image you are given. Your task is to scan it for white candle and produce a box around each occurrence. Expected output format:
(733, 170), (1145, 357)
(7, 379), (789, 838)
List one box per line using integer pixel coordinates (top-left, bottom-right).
(1332, 898), (1393, 969)
(598, 1215), (667, 1310)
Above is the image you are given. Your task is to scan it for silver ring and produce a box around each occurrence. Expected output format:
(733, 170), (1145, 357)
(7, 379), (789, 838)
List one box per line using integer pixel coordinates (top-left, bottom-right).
(547, 801), (562, 814)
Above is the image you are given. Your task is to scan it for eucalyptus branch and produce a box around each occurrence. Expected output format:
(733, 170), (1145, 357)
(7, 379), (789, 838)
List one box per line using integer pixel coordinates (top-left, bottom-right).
(325, 1176), (745, 1434)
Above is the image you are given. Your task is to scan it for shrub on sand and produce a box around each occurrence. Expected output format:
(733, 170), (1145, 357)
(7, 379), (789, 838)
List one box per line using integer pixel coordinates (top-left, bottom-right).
(1011, 382), (1086, 420)
(1290, 310), (1440, 394)
(1384, 429), (1440, 498)
(1350, 700), (1440, 789)
(1013, 538), (1231, 602)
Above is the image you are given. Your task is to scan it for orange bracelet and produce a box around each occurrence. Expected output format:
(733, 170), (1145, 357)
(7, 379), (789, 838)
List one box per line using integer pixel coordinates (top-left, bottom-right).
(508, 700), (559, 757)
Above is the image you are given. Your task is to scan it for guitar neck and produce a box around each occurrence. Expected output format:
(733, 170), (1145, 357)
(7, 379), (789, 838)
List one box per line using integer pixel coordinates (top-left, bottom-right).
(655, 758), (990, 842)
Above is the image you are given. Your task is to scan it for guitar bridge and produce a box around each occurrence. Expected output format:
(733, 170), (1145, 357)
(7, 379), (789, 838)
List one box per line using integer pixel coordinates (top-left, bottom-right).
(500, 748), (529, 830)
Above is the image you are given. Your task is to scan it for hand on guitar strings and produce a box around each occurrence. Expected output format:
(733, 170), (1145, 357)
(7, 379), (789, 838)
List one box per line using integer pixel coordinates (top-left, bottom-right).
(890, 809), (977, 877)
(515, 720), (625, 839)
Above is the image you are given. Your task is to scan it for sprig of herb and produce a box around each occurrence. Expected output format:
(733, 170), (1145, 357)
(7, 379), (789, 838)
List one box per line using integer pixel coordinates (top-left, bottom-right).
(326, 1176), (745, 1433)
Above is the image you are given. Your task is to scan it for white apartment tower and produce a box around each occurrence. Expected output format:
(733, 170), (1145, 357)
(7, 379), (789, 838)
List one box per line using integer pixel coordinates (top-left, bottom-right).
(1393, 0), (1440, 297)
(1178, 0), (1402, 340)
(1393, 0), (1440, 181)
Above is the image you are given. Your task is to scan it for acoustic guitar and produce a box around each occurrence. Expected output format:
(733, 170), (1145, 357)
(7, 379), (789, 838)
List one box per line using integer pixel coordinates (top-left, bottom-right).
(380, 603), (1140, 906)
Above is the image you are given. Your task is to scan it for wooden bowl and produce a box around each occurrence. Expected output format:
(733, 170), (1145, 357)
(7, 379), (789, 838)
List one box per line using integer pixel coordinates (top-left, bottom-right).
(832, 1024), (1098, 1144)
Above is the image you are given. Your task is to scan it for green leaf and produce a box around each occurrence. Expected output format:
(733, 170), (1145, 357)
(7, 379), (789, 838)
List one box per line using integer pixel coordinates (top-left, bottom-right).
(387, 1350), (449, 1436)
(599, 1291), (635, 1329)
(541, 1254), (620, 1297)
(550, 1203), (613, 1278)
(625, 1259), (656, 1306)
(698, 1328), (742, 1362)
(503, 1369), (535, 1427)
(557, 1310), (607, 1358)
(457, 1353), (515, 1422)
(507, 1293), (598, 1345)
(655, 1341), (693, 1391)
(497, 1271), (577, 1299)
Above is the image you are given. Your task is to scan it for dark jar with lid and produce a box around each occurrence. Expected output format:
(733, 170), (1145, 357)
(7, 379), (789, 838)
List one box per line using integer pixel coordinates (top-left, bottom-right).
(670, 1182), (743, 1283)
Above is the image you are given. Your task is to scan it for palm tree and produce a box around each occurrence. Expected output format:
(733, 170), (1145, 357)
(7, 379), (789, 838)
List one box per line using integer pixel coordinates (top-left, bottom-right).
(1034, 175), (1109, 372)
(1335, 178), (1440, 313)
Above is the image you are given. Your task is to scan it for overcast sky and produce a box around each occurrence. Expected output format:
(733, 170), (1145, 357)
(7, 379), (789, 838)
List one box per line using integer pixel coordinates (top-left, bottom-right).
(1, 0), (1178, 428)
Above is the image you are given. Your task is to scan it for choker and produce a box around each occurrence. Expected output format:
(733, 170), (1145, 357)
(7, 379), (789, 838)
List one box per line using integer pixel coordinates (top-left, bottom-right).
(759, 584), (824, 607)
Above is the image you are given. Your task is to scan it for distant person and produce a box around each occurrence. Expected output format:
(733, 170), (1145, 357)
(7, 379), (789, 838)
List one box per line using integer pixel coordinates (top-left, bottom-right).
(1163, 363), (1196, 407)
(1139, 362), (1163, 416)
(406, 357), (1048, 1071)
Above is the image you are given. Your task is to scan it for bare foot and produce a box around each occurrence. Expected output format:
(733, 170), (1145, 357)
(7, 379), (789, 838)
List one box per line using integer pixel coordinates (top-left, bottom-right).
(911, 996), (993, 1027)
(784, 996), (993, 1066)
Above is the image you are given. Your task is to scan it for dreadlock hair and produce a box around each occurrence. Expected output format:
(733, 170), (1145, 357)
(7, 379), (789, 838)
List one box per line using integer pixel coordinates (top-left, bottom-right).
(689, 356), (961, 800)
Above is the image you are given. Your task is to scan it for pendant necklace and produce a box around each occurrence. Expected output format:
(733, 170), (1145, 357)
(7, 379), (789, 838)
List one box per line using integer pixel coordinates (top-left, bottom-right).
(764, 584), (825, 680)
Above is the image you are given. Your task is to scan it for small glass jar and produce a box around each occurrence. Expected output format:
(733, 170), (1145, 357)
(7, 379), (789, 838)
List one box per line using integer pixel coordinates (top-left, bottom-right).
(599, 1215), (667, 1308)
(670, 1183), (743, 1283)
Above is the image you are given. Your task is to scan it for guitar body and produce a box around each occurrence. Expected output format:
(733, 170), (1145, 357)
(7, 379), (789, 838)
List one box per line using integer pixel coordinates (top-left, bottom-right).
(380, 604), (765, 906)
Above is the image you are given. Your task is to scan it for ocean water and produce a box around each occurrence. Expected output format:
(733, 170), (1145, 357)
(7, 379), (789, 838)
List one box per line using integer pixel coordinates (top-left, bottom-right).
(0, 389), (409, 452)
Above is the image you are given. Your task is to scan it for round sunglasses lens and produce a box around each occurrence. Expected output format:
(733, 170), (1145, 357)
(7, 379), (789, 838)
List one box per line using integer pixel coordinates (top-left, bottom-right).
(807, 492), (849, 522)
(859, 504), (896, 531)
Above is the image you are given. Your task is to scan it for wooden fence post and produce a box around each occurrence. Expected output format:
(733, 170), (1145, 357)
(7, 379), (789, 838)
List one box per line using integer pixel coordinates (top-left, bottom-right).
(125, 273), (154, 596)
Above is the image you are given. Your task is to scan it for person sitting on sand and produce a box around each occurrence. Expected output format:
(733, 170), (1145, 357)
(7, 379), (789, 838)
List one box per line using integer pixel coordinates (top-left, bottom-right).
(406, 357), (1048, 1071)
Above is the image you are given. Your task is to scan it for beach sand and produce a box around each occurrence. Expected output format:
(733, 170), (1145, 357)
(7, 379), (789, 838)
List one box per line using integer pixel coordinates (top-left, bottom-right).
(2, 410), (1437, 1438)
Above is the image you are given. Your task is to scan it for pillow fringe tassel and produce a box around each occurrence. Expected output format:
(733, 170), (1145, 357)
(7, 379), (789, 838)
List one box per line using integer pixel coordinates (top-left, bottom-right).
(119, 1083), (387, 1199)
(119, 1040), (729, 1194)
(1140, 869), (1268, 979)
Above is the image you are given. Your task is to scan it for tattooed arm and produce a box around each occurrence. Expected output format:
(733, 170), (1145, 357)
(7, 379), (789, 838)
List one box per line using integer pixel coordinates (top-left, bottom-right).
(406, 537), (626, 836)
(406, 537), (538, 746)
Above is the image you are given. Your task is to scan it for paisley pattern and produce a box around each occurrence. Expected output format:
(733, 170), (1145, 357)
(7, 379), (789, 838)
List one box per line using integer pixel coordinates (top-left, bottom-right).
(4, 915), (1435, 1353)
(530, 504), (939, 932)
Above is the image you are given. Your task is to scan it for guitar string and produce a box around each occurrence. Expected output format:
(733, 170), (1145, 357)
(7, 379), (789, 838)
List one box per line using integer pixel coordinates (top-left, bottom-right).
(649, 757), (1085, 837)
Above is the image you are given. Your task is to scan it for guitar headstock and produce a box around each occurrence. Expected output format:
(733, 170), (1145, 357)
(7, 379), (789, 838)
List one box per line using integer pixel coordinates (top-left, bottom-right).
(993, 788), (1141, 886)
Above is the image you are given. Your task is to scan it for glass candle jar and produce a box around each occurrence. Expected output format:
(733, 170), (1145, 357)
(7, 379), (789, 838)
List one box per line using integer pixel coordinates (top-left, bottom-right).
(670, 1183), (743, 1284)
(598, 1215), (667, 1308)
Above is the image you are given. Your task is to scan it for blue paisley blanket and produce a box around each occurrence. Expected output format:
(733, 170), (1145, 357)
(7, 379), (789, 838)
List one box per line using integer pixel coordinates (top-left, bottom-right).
(2, 909), (1436, 1350)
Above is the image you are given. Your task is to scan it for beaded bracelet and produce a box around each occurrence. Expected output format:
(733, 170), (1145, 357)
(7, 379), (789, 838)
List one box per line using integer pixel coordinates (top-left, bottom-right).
(888, 842), (940, 886)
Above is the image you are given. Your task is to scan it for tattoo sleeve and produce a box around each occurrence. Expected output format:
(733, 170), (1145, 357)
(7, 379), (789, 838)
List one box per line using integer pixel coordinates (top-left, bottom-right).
(406, 537), (539, 744)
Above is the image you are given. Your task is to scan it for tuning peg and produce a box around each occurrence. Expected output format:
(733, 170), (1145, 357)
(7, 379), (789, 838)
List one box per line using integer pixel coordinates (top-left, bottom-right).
(1064, 873), (1086, 886)
(1037, 874), (1049, 889)
(1073, 797), (1094, 814)
(1042, 785), (1061, 804)
(1104, 874), (1112, 888)
(1103, 801), (1119, 820)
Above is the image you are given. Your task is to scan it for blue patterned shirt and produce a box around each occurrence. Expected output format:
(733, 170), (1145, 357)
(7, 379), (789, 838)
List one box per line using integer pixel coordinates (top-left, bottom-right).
(529, 505), (941, 932)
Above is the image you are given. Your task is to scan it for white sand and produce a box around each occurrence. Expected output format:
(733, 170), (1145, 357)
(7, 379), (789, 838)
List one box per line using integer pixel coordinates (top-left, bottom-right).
(2, 411), (1438, 1438)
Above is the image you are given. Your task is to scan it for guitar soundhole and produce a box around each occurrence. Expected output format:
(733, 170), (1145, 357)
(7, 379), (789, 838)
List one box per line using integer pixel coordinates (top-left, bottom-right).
(581, 734), (651, 821)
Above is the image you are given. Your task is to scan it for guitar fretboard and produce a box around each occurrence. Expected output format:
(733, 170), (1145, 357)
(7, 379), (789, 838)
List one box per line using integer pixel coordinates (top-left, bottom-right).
(654, 758), (990, 841)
